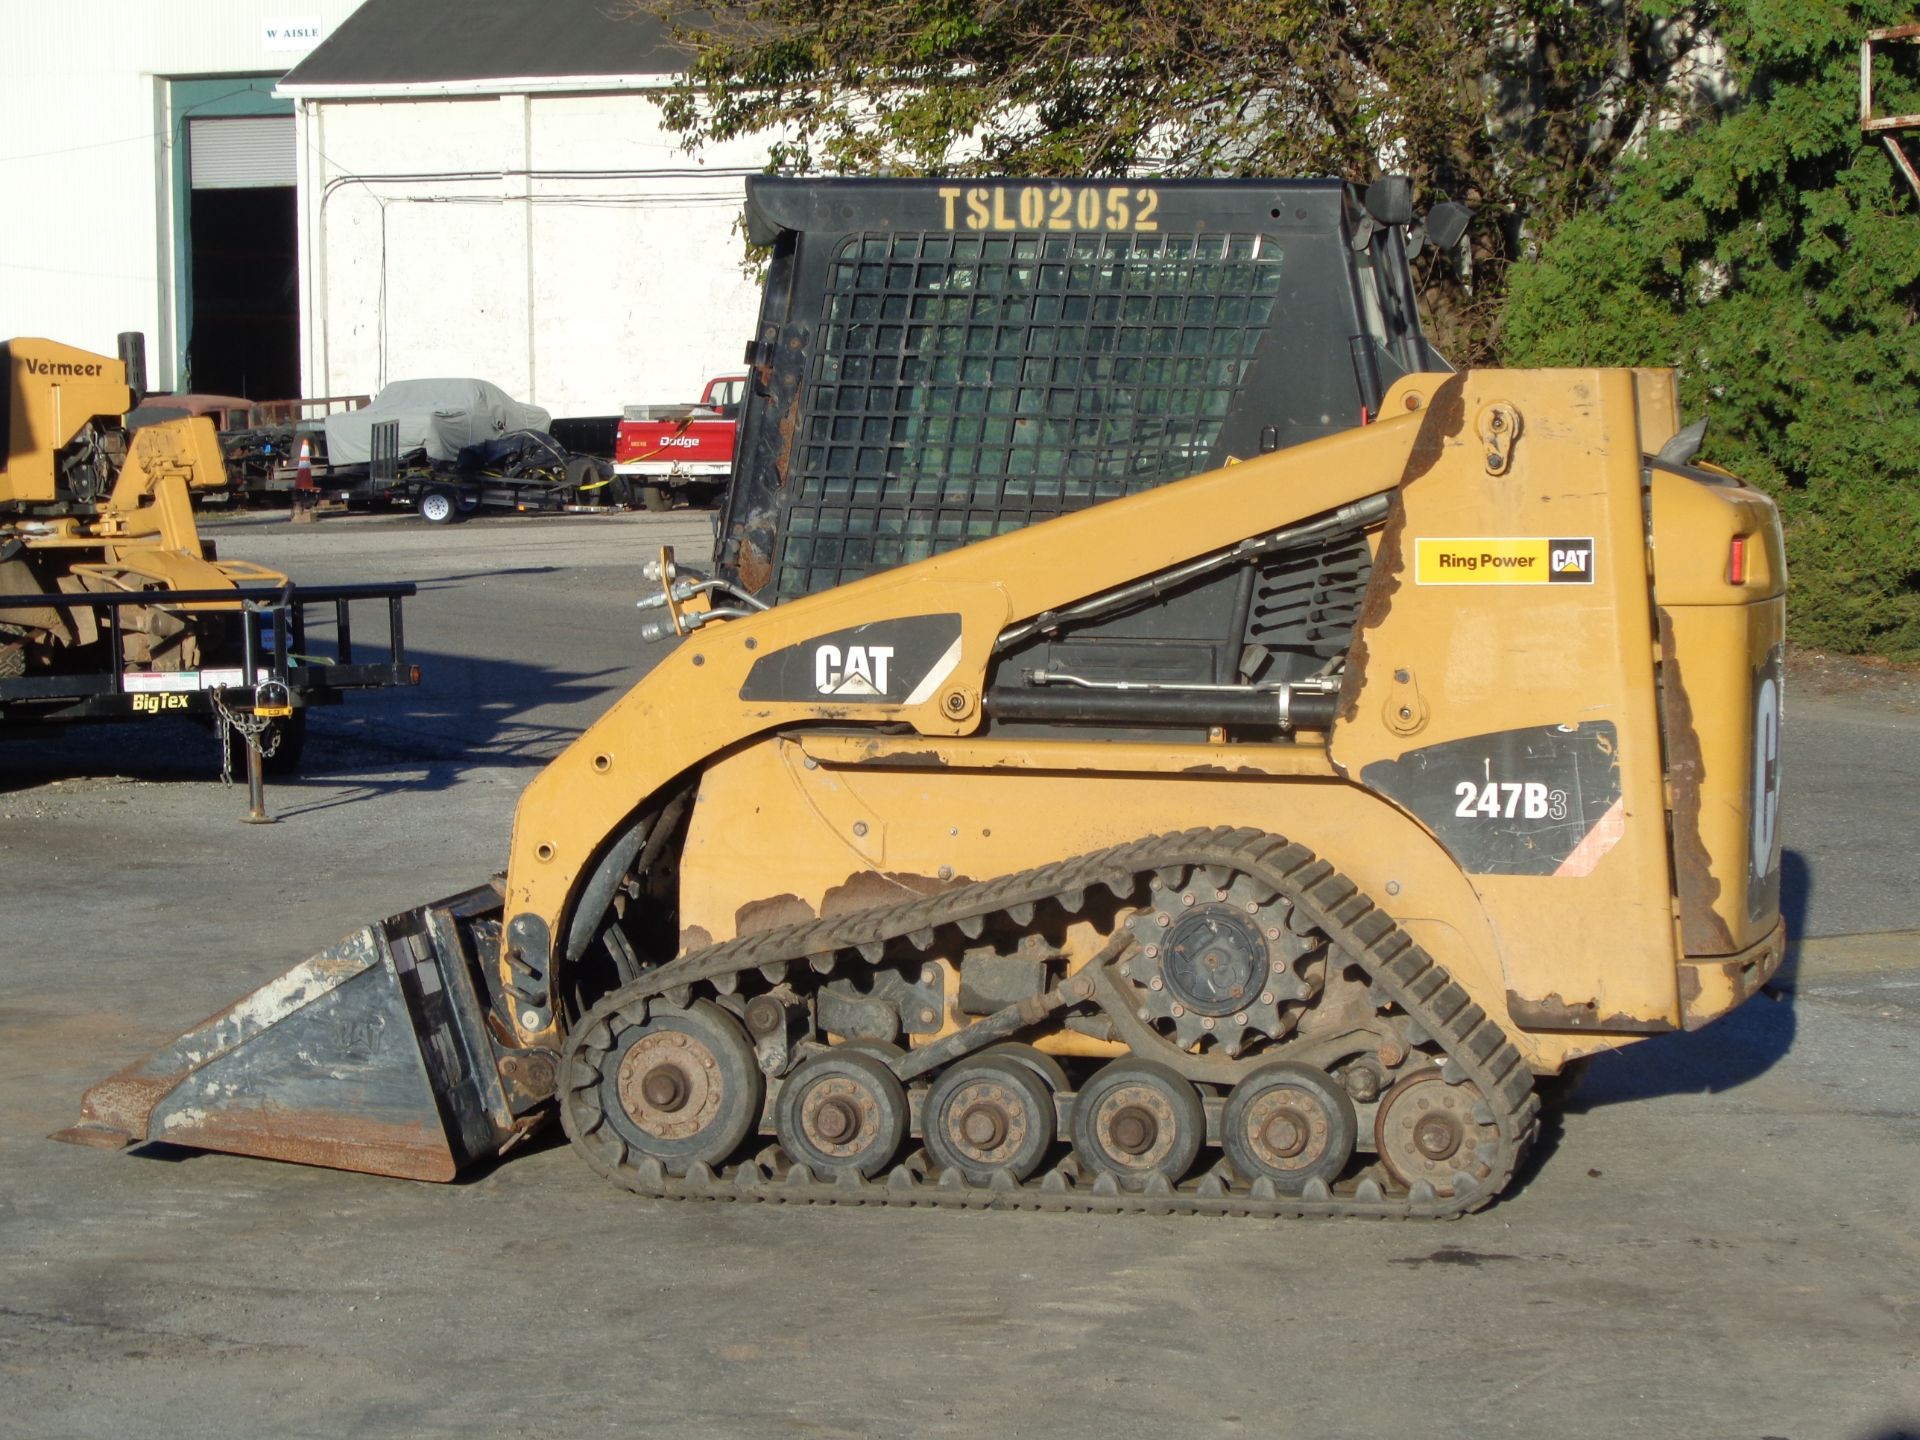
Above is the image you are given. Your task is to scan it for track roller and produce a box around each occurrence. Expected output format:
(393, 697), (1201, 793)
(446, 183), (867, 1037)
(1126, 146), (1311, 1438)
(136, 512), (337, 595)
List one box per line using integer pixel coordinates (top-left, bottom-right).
(775, 1048), (908, 1179)
(1221, 1061), (1357, 1193)
(975, 1042), (1070, 1094)
(1070, 1058), (1204, 1190)
(922, 1055), (1055, 1186)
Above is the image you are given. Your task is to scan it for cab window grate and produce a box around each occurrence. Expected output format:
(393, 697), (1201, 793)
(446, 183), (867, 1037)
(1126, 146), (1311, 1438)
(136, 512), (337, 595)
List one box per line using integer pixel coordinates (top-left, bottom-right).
(772, 229), (1284, 598)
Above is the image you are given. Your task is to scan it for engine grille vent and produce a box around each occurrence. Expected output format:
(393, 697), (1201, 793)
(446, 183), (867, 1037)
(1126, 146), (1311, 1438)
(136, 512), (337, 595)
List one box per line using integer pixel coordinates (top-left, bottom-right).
(1245, 536), (1372, 660)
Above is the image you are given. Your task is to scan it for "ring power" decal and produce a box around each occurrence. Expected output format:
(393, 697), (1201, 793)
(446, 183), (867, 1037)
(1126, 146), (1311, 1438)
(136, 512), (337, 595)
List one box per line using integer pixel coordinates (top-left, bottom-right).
(1414, 537), (1595, 585)
(1360, 722), (1623, 876)
(738, 614), (965, 706)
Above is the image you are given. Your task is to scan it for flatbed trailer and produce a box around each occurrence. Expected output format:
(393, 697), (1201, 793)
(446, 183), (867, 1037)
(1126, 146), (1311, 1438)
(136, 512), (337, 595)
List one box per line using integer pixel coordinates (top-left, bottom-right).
(297, 422), (619, 522)
(0, 581), (417, 726)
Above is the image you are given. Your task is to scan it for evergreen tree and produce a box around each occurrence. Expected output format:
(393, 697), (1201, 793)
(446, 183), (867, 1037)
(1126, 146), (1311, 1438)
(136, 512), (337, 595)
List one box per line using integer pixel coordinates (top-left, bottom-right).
(639, 0), (1699, 362)
(1502, 2), (1920, 658)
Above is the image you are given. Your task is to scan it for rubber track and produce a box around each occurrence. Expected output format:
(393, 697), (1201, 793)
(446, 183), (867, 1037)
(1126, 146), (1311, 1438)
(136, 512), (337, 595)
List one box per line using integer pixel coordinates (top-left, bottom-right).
(560, 826), (1540, 1219)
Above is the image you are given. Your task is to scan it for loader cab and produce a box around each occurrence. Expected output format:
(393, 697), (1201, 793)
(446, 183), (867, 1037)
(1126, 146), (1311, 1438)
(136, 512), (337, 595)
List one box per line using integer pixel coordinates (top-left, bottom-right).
(716, 175), (1445, 696)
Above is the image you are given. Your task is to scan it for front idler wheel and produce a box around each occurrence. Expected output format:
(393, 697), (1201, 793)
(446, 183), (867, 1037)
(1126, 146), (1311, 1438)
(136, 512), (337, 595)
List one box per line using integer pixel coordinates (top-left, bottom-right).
(1221, 1061), (1357, 1194)
(775, 1048), (908, 1179)
(1070, 1058), (1204, 1190)
(589, 998), (762, 1175)
(923, 1056), (1055, 1186)
(1374, 1068), (1500, 1198)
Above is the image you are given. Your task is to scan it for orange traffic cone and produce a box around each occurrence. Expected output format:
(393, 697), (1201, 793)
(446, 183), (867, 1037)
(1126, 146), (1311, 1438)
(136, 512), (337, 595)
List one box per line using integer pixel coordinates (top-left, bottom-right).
(290, 437), (318, 523)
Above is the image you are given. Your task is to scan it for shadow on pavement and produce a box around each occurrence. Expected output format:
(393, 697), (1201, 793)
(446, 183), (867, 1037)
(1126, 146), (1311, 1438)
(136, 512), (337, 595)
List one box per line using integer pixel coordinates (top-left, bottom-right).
(409, 566), (562, 588)
(0, 645), (635, 799)
(1562, 849), (1810, 1111)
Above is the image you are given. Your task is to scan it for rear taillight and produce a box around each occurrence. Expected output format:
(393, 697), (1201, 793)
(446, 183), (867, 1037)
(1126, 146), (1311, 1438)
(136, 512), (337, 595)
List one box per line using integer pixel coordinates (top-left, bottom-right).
(1728, 535), (1748, 585)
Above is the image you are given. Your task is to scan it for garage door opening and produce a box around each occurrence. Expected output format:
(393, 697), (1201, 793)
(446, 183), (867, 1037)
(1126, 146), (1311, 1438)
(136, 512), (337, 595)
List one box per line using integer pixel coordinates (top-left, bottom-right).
(186, 115), (299, 400)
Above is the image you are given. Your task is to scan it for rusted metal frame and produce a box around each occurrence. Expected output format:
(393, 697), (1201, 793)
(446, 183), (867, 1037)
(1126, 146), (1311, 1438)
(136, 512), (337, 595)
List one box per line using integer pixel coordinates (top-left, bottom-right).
(1862, 28), (1920, 202)
(1861, 27), (1920, 129)
(246, 394), (370, 426)
(1881, 136), (1920, 204)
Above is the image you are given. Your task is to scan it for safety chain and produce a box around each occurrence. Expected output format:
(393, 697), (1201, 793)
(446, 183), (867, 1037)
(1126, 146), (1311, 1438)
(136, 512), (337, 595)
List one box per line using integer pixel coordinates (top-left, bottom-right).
(209, 687), (281, 784)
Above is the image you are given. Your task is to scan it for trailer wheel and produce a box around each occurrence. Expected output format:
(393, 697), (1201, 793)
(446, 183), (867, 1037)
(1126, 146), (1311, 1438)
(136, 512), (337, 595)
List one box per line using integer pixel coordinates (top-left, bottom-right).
(606, 475), (634, 509)
(640, 484), (671, 513)
(419, 486), (460, 524)
(563, 455), (599, 500)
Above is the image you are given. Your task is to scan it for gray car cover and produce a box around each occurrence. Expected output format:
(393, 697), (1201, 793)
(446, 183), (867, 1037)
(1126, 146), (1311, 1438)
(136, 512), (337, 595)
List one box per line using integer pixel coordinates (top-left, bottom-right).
(324, 379), (551, 465)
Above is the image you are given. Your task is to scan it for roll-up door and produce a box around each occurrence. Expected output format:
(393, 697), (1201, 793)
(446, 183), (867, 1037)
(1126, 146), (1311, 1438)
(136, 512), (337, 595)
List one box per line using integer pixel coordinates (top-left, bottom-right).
(188, 116), (295, 190)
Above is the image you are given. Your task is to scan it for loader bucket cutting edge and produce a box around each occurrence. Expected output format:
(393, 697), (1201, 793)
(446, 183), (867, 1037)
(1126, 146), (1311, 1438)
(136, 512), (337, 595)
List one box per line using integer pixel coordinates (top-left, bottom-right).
(53, 883), (522, 1182)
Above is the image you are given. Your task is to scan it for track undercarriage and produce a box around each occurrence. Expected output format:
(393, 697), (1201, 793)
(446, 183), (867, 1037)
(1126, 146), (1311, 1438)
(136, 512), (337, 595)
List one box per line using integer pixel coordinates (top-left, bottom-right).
(561, 827), (1541, 1219)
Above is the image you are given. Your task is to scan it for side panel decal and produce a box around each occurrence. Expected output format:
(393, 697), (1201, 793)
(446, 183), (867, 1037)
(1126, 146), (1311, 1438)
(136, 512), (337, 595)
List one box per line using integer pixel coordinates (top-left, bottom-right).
(1413, 537), (1595, 585)
(1360, 722), (1622, 876)
(738, 614), (965, 705)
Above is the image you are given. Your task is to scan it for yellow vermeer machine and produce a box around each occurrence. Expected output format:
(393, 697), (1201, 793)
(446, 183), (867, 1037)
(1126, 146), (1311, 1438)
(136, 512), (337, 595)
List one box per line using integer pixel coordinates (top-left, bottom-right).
(0, 335), (285, 681)
(1, 335), (418, 773)
(62, 180), (1786, 1217)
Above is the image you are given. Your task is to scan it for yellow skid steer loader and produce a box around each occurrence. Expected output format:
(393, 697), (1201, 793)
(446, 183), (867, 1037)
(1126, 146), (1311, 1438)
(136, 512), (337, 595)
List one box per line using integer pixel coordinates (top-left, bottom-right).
(60, 181), (1785, 1217)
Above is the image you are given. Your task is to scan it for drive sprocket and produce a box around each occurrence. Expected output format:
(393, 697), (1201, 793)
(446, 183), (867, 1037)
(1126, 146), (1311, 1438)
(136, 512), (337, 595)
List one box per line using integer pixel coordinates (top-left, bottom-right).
(1117, 867), (1321, 1055)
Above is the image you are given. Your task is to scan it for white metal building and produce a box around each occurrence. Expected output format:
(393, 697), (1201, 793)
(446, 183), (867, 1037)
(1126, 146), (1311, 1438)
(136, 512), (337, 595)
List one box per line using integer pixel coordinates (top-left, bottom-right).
(0, 1), (367, 395)
(279, 0), (773, 419)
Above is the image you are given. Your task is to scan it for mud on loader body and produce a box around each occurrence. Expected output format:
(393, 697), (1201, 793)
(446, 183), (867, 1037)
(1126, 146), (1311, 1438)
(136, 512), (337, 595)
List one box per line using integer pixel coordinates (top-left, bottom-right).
(63, 180), (1786, 1214)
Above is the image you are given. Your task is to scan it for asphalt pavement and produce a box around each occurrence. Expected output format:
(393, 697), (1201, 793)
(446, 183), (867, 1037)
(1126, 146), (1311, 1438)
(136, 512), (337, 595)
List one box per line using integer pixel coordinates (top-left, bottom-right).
(1, 510), (1915, 1440)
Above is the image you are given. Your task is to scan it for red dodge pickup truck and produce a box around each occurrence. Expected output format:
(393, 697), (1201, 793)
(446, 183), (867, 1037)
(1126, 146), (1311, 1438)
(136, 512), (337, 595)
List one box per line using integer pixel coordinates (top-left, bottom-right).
(614, 374), (745, 510)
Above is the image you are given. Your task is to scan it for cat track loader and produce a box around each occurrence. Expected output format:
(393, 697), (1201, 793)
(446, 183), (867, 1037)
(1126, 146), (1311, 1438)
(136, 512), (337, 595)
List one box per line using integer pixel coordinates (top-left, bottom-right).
(59, 180), (1786, 1217)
